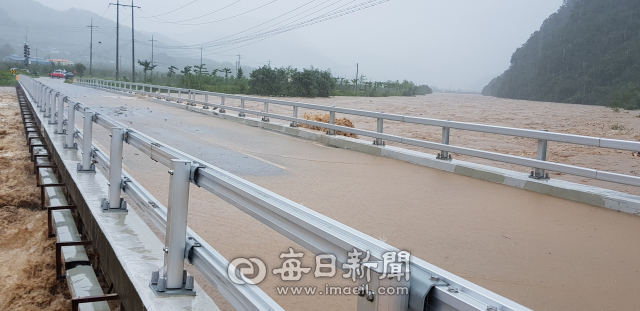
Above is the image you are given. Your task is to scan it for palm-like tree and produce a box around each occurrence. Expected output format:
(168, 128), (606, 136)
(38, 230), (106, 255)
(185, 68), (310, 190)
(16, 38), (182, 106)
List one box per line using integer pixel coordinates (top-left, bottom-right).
(223, 67), (231, 80)
(168, 65), (178, 85)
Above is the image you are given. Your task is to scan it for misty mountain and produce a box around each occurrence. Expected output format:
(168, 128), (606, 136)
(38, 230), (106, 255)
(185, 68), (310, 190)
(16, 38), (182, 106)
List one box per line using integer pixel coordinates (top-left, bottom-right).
(482, 0), (640, 106)
(0, 0), (252, 74)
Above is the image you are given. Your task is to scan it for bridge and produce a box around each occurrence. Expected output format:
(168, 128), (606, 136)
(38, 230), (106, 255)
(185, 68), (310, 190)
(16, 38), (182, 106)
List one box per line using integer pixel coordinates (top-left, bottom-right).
(18, 76), (640, 311)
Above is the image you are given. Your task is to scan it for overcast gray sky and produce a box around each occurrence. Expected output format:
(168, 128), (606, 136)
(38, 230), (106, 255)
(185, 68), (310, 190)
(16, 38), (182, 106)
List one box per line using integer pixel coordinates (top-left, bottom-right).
(35, 0), (563, 91)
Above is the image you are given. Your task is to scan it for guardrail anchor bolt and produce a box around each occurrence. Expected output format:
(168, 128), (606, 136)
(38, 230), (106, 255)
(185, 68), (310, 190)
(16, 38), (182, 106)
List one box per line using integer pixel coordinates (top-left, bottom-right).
(357, 285), (366, 297)
(366, 290), (375, 302)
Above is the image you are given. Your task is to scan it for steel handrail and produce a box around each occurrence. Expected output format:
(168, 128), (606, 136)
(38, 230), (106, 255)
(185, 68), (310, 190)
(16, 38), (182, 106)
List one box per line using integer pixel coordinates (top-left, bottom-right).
(80, 78), (639, 150)
(77, 78), (640, 188)
(23, 76), (533, 311)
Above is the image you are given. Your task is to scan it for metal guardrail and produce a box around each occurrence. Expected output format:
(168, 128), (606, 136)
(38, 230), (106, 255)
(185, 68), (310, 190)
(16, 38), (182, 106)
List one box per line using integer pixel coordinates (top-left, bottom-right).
(76, 78), (640, 188)
(24, 76), (534, 311)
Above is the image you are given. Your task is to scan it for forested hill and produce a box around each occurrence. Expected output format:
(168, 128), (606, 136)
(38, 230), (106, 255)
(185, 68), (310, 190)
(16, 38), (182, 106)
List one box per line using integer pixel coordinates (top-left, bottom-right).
(482, 0), (640, 108)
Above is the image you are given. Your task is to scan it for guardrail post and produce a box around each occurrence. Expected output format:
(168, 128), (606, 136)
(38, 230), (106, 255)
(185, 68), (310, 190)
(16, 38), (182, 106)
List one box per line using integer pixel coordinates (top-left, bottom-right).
(77, 111), (95, 172)
(178, 90), (182, 102)
(101, 127), (127, 211)
(262, 102), (269, 122)
(239, 99), (245, 117)
(205, 93), (208, 103)
(437, 122), (452, 160)
(50, 93), (58, 124)
(64, 101), (77, 149)
(374, 117), (385, 146)
(45, 90), (52, 117)
(290, 106), (298, 127)
(220, 97), (226, 113)
(328, 111), (336, 135)
(37, 85), (42, 107)
(55, 95), (65, 134)
(41, 89), (47, 112)
(530, 130), (550, 180)
(151, 159), (195, 295)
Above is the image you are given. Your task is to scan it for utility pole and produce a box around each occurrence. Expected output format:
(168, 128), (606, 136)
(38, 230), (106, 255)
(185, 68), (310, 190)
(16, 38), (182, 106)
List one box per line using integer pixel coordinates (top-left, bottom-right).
(110, 1), (139, 81)
(236, 54), (242, 76)
(87, 19), (98, 77)
(109, 0), (120, 80)
(355, 63), (359, 95)
(267, 59), (271, 67)
(198, 46), (203, 88)
(149, 35), (157, 73)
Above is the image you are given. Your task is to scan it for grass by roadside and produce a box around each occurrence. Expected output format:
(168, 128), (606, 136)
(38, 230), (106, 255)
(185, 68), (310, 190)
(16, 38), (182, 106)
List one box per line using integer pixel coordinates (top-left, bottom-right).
(0, 70), (17, 86)
(0, 87), (70, 310)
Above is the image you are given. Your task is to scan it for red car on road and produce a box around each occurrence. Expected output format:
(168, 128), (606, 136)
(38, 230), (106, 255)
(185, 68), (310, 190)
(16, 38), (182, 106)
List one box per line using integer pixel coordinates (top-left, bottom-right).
(49, 70), (64, 78)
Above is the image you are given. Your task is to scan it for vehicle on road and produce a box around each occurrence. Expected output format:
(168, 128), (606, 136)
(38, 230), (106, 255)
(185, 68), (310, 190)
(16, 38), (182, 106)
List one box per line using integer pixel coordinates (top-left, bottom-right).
(64, 71), (75, 79)
(49, 69), (64, 78)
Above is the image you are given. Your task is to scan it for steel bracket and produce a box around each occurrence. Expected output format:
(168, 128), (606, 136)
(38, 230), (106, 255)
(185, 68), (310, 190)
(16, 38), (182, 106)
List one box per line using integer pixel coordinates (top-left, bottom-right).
(408, 274), (449, 311)
(190, 162), (207, 186)
(124, 129), (132, 144)
(184, 236), (202, 264)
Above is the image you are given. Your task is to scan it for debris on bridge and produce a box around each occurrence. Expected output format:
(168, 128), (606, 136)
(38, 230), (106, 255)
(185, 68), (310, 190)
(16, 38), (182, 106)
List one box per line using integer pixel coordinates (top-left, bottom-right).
(301, 113), (359, 138)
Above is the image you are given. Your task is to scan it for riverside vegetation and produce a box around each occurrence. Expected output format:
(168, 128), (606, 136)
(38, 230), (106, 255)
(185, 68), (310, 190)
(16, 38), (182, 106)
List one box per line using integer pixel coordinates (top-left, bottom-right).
(483, 0), (640, 110)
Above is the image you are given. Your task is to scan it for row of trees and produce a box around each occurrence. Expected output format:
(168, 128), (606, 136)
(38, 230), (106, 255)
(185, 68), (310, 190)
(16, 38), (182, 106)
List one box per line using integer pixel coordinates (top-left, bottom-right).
(334, 76), (432, 96)
(136, 60), (431, 98)
(248, 66), (334, 97)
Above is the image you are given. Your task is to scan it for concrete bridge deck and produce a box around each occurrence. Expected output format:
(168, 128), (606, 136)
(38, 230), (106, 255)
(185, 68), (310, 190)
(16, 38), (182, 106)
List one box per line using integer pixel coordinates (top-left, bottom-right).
(38, 78), (640, 311)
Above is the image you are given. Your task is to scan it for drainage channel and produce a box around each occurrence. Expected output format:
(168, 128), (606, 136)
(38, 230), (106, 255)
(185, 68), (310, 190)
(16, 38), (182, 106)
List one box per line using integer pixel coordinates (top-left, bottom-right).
(17, 85), (119, 311)
(16, 84), (218, 311)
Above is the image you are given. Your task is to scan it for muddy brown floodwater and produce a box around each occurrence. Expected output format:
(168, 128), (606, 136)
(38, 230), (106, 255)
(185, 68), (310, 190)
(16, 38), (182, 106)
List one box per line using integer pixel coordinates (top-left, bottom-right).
(28, 80), (640, 311)
(0, 86), (70, 310)
(236, 92), (640, 195)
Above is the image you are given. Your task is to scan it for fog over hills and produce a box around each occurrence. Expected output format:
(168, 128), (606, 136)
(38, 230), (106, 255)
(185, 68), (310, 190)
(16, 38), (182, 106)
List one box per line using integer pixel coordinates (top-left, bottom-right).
(1, 0), (564, 90)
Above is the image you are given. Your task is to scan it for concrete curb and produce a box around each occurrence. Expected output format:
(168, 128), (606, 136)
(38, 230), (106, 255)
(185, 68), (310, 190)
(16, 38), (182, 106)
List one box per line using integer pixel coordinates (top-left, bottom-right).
(95, 88), (640, 216)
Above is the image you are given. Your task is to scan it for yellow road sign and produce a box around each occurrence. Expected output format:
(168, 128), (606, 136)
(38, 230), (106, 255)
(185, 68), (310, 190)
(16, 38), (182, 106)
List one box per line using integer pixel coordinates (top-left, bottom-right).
(10, 69), (17, 74)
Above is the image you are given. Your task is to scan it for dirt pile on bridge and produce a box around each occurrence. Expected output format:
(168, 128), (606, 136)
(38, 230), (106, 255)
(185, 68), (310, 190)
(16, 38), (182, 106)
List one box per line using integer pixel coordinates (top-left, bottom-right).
(0, 87), (69, 310)
(300, 113), (358, 138)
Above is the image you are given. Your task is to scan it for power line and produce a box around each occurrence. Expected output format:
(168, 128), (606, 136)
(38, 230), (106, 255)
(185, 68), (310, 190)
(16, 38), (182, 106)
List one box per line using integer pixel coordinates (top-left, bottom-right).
(140, 0), (270, 25)
(141, 0), (198, 18)
(140, 0), (388, 53)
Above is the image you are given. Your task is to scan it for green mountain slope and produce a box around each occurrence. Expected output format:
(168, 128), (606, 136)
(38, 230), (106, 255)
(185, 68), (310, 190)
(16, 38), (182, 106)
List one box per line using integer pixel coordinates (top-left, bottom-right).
(482, 0), (640, 108)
